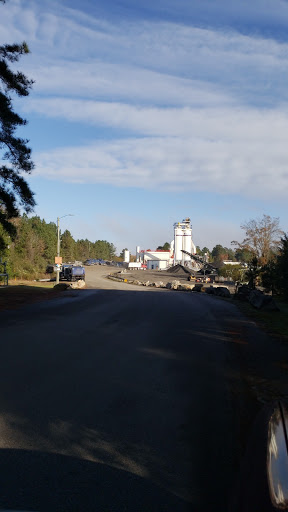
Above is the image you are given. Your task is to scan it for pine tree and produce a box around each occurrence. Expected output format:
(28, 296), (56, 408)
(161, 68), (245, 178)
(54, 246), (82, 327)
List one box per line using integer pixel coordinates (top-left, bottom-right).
(0, 3), (35, 251)
(276, 235), (288, 298)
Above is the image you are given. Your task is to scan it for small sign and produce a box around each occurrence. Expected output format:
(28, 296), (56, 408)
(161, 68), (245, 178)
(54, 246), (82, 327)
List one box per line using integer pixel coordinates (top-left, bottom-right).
(55, 256), (62, 264)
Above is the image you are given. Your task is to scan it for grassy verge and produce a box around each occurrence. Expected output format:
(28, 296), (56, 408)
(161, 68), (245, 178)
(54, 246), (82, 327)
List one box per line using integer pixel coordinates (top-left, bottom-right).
(233, 297), (288, 339)
(0, 280), (61, 311)
(6, 279), (55, 288)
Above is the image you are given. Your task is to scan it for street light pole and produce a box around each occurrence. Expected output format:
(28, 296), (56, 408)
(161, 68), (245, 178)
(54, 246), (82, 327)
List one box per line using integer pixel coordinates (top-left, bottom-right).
(56, 217), (61, 284)
(55, 214), (74, 285)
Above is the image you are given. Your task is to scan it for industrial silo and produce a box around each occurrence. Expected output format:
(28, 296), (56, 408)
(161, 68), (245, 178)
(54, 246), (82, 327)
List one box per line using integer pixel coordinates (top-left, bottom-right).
(173, 223), (183, 264)
(124, 249), (130, 263)
(182, 219), (193, 263)
(173, 218), (195, 265)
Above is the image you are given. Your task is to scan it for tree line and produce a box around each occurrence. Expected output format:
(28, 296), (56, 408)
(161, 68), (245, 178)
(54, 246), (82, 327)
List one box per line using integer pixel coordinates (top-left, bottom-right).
(215, 215), (288, 298)
(0, 215), (116, 279)
(196, 244), (249, 263)
(1, 212), (287, 299)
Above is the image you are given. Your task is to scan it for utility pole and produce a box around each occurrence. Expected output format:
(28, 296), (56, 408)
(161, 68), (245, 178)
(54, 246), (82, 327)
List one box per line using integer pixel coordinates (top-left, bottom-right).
(56, 217), (61, 285)
(55, 214), (74, 285)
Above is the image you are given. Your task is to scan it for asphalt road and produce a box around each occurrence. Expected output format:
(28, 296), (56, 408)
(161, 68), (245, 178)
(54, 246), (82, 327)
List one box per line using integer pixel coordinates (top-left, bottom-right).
(0, 266), (287, 511)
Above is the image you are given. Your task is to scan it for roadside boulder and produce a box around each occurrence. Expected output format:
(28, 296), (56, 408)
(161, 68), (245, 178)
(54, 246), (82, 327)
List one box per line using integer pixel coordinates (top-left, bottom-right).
(166, 280), (181, 290)
(214, 287), (231, 298)
(54, 283), (70, 290)
(69, 279), (86, 289)
(249, 290), (279, 311)
(205, 286), (215, 295)
(193, 284), (203, 292)
(180, 284), (194, 291)
(153, 281), (165, 288)
(235, 284), (251, 301)
(177, 284), (189, 291)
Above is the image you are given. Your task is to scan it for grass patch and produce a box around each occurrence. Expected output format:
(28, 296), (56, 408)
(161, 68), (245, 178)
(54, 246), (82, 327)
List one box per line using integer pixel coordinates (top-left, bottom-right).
(7, 280), (55, 289)
(0, 280), (62, 311)
(234, 297), (288, 339)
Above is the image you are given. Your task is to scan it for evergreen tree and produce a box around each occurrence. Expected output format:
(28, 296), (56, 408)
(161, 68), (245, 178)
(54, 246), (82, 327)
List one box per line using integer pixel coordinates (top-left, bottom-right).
(156, 242), (170, 251)
(29, 216), (57, 262)
(94, 240), (116, 260)
(275, 235), (288, 298)
(211, 244), (228, 262)
(201, 247), (210, 256)
(119, 248), (128, 260)
(3, 213), (117, 279)
(234, 248), (253, 263)
(61, 230), (75, 262)
(75, 239), (90, 261)
(245, 256), (260, 289)
(0, 3), (35, 250)
(261, 259), (278, 295)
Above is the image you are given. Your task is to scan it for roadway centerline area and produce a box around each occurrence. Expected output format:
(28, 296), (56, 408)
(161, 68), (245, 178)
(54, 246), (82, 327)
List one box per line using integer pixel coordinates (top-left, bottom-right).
(0, 265), (287, 511)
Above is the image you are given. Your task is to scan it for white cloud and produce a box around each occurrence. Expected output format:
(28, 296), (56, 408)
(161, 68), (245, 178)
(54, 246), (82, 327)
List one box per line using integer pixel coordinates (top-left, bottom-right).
(22, 64), (233, 108)
(3, 0), (288, 202)
(22, 97), (288, 140)
(23, 26), (288, 107)
(3, 0), (288, 107)
(32, 126), (288, 198)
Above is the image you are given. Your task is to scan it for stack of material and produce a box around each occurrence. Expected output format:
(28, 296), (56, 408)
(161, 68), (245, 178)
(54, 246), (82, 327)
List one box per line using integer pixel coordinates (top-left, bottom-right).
(167, 264), (191, 275)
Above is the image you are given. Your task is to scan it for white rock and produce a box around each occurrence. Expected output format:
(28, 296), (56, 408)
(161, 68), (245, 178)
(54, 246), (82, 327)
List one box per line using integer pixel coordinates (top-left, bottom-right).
(69, 279), (86, 289)
(154, 281), (165, 288)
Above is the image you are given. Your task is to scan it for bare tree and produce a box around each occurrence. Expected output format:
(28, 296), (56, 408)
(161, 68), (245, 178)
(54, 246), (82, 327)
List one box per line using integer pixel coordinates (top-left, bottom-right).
(232, 214), (283, 265)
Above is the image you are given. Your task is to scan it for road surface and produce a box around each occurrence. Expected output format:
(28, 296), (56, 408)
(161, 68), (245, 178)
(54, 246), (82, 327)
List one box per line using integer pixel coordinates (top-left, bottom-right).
(0, 266), (287, 511)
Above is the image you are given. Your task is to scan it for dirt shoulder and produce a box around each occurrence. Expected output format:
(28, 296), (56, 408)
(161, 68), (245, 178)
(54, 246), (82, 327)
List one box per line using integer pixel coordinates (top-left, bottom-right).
(0, 281), (62, 311)
(233, 298), (288, 340)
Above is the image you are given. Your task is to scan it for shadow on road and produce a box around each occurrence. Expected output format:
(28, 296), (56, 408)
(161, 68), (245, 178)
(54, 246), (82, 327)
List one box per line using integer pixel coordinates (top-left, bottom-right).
(1, 288), (288, 511)
(0, 448), (189, 512)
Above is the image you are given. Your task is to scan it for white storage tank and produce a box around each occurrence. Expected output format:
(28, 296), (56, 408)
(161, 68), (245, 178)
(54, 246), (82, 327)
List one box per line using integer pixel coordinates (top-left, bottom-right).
(174, 224), (183, 263)
(124, 249), (130, 263)
(182, 226), (192, 262)
(173, 218), (195, 264)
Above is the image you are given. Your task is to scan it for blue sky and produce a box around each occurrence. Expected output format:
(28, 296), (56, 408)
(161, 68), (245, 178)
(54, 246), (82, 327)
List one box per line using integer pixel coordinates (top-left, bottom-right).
(1, 0), (288, 254)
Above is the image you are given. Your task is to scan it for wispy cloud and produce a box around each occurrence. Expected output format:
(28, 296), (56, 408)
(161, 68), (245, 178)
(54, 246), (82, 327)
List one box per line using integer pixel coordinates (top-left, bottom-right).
(3, 1), (288, 107)
(23, 97), (288, 138)
(32, 130), (288, 199)
(23, 65), (234, 108)
(3, 0), (288, 201)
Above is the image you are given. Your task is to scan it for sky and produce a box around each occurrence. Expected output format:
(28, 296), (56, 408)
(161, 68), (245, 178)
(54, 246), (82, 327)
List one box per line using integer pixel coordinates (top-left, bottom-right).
(1, 0), (288, 254)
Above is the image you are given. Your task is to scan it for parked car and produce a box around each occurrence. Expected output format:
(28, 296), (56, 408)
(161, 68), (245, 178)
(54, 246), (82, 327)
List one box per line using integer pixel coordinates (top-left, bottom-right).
(84, 259), (93, 265)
